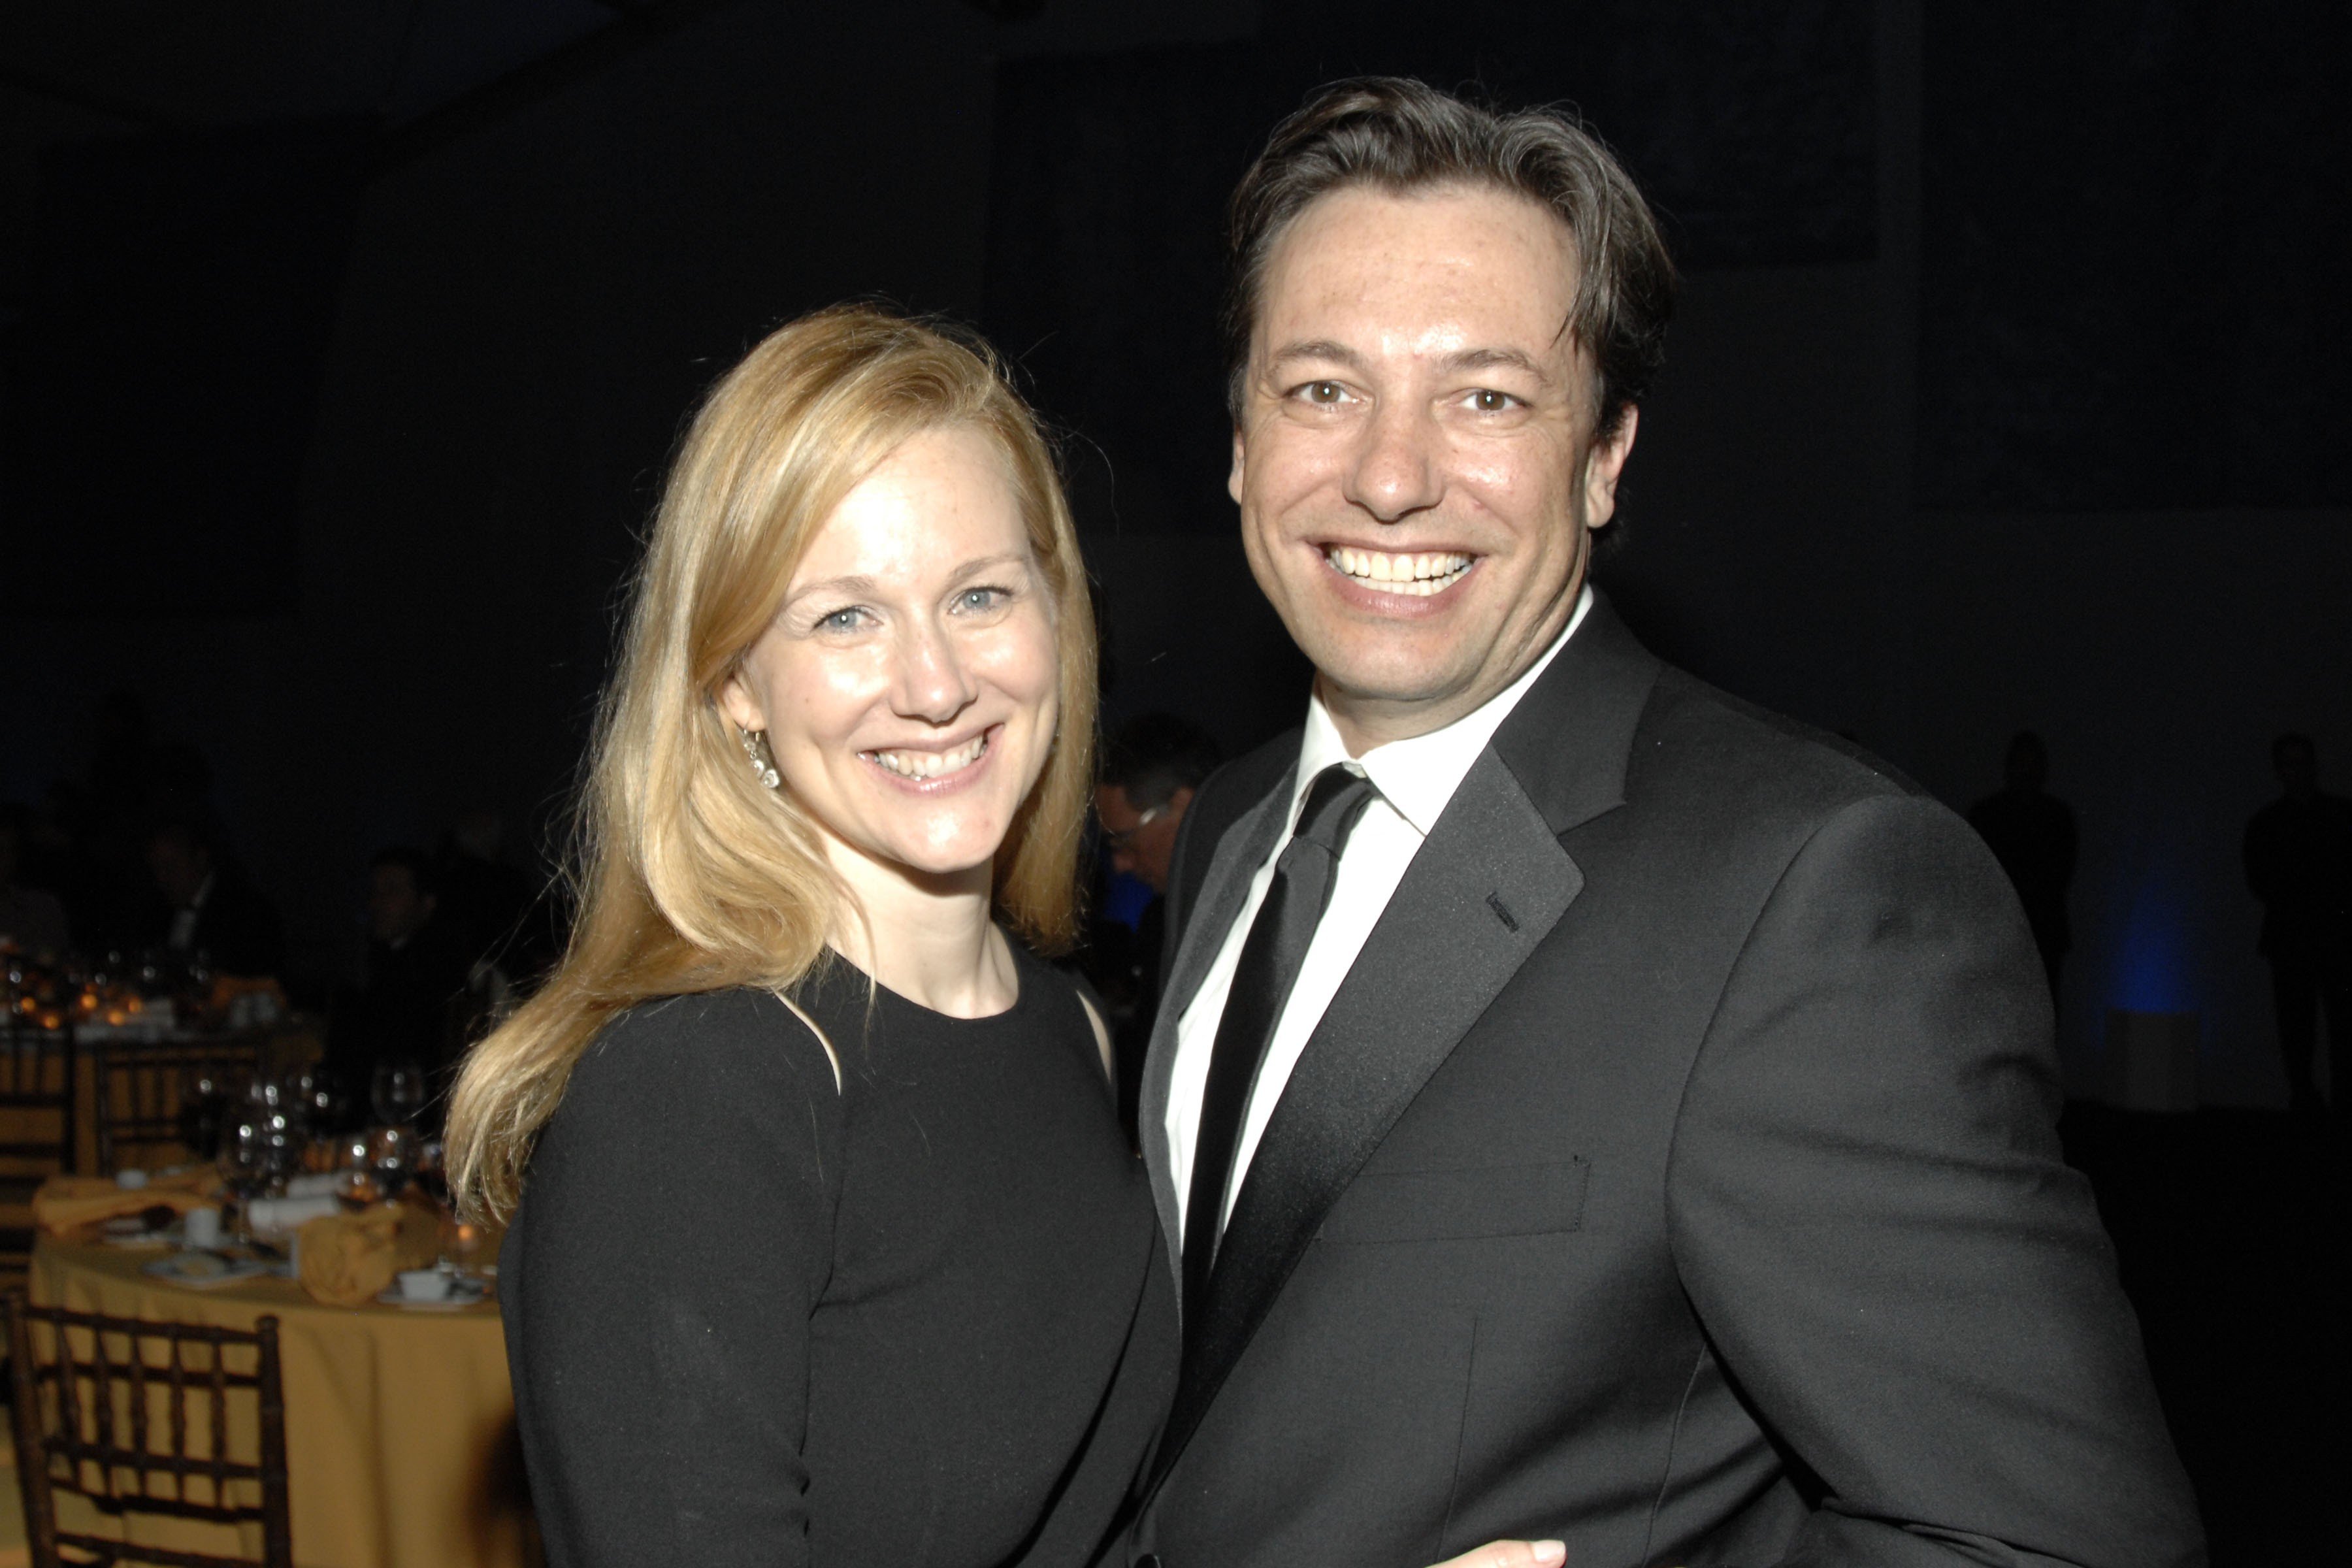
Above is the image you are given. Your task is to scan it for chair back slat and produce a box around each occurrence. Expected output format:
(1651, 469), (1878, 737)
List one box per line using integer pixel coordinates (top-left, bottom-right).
(91, 1039), (261, 1175)
(4, 1294), (293, 1568)
(0, 1024), (76, 1170)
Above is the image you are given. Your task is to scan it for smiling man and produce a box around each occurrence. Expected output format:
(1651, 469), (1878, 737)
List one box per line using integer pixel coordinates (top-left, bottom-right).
(1124, 79), (2201, 1568)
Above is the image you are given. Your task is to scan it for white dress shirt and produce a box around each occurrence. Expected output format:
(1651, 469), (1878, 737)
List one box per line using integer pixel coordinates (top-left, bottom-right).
(1166, 584), (1593, 1241)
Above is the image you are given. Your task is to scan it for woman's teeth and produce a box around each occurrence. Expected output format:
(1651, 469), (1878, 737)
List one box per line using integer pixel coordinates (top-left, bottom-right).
(1325, 546), (1473, 597)
(866, 733), (989, 779)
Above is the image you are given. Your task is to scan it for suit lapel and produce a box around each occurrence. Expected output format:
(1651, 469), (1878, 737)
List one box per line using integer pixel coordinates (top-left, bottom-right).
(1139, 762), (1298, 1298)
(1145, 593), (1664, 1495)
(1151, 747), (1581, 1487)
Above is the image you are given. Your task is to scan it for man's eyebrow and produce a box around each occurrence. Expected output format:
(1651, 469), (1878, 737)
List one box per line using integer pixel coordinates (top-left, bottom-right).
(1439, 345), (1556, 384)
(1262, 339), (1368, 376)
(1262, 339), (1556, 385)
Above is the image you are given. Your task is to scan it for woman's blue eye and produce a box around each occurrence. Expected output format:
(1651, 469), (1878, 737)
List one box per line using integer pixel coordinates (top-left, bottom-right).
(958, 588), (1002, 612)
(818, 608), (862, 632)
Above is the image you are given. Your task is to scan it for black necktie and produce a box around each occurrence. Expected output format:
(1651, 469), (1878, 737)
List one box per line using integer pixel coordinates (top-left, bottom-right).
(1183, 764), (1377, 1329)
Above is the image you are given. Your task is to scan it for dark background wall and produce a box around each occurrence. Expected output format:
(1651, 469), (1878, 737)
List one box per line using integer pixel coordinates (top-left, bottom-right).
(2, 0), (2344, 1106)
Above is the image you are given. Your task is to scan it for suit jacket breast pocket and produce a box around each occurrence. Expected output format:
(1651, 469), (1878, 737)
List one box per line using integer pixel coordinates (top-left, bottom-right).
(1318, 1157), (1590, 1244)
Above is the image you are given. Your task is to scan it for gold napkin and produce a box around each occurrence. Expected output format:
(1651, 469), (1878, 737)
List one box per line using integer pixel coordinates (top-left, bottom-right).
(296, 1201), (442, 1309)
(32, 1171), (223, 1237)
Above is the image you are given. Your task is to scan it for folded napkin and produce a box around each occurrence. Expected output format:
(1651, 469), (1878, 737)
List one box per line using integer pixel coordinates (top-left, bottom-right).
(297, 1201), (442, 1309)
(246, 1194), (341, 1237)
(32, 1171), (223, 1237)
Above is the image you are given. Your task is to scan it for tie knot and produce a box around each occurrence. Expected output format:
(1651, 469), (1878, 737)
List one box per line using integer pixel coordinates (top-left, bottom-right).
(1291, 764), (1376, 857)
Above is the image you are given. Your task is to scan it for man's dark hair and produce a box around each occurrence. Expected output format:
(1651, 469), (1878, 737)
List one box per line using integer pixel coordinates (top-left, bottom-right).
(1102, 713), (1223, 813)
(2272, 732), (2315, 768)
(370, 845), (439, 898)
(1224, 76), (1676, 440)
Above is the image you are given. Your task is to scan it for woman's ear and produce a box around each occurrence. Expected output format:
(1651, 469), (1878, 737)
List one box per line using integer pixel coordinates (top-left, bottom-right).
(717, 670), (764, 734)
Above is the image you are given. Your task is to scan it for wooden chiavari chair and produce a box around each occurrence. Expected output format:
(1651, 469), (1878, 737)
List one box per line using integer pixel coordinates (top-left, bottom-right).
(5, 1293), (293, 1568)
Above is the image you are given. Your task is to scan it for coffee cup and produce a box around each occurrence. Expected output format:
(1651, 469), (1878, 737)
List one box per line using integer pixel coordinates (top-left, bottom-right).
(396, 1269), (453, 1302)
(182, 1206), (221, 1249)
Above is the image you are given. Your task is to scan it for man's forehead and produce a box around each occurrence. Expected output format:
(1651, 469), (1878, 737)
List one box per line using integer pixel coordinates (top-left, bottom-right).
(1256, 184), (1582, 364)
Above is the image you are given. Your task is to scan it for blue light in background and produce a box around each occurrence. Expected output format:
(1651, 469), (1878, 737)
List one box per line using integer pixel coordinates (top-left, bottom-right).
(1100, 870), (1155, 932)
(2109, 858), (2200, 1016)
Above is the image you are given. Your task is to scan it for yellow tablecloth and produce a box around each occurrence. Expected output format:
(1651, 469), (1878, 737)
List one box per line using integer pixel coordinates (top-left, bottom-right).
(27, 1237), (532, 1568)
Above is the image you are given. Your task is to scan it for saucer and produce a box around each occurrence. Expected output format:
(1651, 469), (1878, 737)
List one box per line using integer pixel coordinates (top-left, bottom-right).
(142, 1251), (268, 1287)
(374, 1276), (490, 1311)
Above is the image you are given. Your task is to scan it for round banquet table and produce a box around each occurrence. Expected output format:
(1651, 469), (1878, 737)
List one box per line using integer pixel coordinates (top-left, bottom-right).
(27, 1237), (532, 1568)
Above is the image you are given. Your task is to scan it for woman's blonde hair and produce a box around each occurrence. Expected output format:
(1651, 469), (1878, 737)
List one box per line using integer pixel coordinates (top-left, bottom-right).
(446, 304), (1096, 1220)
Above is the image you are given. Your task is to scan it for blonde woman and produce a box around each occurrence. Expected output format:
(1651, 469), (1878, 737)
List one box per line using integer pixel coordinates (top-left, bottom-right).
(446, 306), (1170, 1567)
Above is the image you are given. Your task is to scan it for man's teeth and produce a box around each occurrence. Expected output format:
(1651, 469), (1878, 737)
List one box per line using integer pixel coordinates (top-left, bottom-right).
(866, 734), (988, 779)
(1325, 546), (1473, 596)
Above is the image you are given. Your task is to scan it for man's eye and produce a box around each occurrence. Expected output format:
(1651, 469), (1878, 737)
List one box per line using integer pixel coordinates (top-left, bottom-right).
(1471, 389), (1516, 412)
(1301, 381), (1346, 404)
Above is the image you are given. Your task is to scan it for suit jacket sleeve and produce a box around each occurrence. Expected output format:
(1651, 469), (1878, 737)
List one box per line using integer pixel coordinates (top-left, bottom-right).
(503, 992), (846, 1568)
(1666, 794), (2202, 1567)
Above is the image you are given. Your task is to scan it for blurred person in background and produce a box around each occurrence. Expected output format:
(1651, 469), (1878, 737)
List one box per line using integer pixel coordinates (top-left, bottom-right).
(1096, 712), (1222, 1139)
(328, 846), (475, 1119)
(145, 813), (282, 979)
(436, 805), (559, 986)
(2245, 732), (2352, 1119)
(0, 804), (71, 955)
(1968, 729), (2078, 1000)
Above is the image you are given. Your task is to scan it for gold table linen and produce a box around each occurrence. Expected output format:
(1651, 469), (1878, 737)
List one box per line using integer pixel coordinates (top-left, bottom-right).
(27, 1237), (531, 1568)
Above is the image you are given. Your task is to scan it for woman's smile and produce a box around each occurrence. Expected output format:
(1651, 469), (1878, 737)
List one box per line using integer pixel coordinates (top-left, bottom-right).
(862, 725), (996, 788)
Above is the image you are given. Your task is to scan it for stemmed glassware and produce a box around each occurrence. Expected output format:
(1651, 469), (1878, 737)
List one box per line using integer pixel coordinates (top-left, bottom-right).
(370, 1061), (427, 1130)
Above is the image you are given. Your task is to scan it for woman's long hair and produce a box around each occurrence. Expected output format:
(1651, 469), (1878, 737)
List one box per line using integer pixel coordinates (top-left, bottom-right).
(447, 305), (1097, 1220)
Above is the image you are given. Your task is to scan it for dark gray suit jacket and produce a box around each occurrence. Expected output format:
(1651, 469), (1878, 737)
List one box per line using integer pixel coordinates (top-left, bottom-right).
(1126, 598), (2201, 1568)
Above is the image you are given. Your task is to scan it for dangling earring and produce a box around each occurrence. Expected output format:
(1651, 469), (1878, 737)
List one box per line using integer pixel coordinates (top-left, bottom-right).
(740, 728), (780, 790)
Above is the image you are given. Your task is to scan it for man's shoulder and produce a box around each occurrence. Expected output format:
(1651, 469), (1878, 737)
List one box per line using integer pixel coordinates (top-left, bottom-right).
(1630, 664), (1929, 827)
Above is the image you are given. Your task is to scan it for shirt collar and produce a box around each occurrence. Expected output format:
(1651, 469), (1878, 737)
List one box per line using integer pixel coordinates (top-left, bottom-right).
(1290, 582), (1592, 838)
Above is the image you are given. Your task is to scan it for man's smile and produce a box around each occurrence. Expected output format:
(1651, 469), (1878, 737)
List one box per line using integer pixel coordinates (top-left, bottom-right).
(1320, 544), (1478, 598)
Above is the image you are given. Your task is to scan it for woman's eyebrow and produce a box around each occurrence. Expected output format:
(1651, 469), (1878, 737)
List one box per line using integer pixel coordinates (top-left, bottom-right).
(944, 553), (1031, 584)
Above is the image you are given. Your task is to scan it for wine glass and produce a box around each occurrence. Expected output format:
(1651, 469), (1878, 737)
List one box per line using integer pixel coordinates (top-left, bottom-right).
(295, 1064), (348, 1131)
(216, 1114), (272, 1241)
(370, 1061), (427, 1129)
(367, 1124), (416, 1203)
(244, 1076), (307, 1191)
(333, 1134), (382, 1210)
(176, 1067), (235, 1162)
(412, 1139), (451, 1212)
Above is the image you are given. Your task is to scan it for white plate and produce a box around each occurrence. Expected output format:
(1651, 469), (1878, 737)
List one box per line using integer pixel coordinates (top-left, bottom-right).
(142, 1251), (268, 1287)
(374, 1277), (490, 1311)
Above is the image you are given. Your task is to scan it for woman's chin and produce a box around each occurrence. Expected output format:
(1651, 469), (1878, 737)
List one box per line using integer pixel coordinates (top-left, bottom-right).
(830, 823), (1009, 890)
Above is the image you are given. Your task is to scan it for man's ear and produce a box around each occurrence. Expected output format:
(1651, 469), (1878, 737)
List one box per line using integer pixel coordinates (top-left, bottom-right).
(1228, 426), (1247, 507)
(1582, 404), (1639, 531)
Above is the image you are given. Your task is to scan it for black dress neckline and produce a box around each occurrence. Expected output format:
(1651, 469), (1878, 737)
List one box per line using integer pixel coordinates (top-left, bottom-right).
(815, 939), (1040, 1032)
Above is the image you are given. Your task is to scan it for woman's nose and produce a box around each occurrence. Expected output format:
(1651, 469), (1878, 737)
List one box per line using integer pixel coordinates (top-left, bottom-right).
(891, 619), (978, 724)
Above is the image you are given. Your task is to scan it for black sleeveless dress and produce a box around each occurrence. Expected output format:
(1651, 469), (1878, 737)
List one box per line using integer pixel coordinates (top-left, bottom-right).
(504, 943), (1176, 1568)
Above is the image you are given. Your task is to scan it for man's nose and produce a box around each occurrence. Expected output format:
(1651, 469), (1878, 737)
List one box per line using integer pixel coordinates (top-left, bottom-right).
(1342, 399), (1443, 522)
(891, 618), (978, 724)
